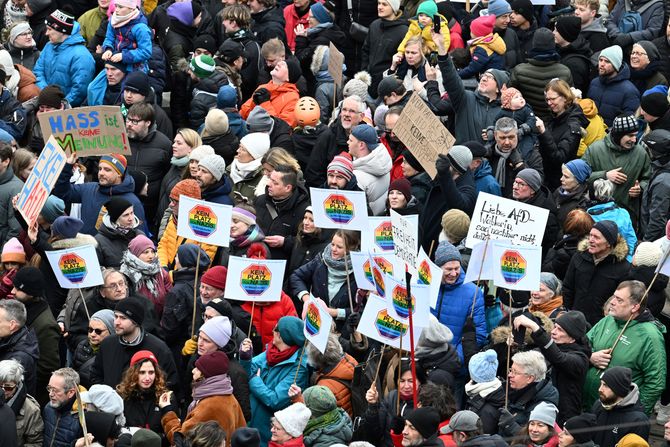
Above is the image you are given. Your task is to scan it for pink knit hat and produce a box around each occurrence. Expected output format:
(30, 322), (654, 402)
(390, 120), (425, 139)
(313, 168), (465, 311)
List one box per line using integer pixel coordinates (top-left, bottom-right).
(1, 238), (25, 264)
(128, 235), (155, 257)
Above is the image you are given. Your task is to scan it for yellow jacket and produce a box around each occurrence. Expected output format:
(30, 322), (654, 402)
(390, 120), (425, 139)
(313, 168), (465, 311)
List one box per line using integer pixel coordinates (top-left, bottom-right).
(157, 218), (219, 269)
(397, 15), (451, 54)
(578, 98), (607, 157)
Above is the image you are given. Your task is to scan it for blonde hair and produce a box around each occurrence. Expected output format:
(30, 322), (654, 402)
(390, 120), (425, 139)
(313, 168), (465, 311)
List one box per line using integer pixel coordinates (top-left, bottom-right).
(261, 147), (301, 173)
(176, 128), (202, 149)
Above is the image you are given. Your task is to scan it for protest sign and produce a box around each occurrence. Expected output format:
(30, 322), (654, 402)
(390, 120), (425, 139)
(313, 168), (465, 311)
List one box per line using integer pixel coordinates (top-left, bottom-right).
(303, 297), (334, 354)
(15, 136), (66, 225)
(384, 274), (431, 327)
(328, 43), (344, 86)
(361, 215), (418, 253)
(357, 294), (422, 349)
(413, 247), (442, 308)
(463, 240), (495, 284)
(391, 209), (418, 274)
(45, 245), (104, 289)
(177, 196), (232, 247)
(657, 250), (670, 277)
(492, 242), (542, 291)
(38, 106), (131, 156)
(465, 192), (549, 248)
(392, 92), (455, 178)
(310, 187), (369, 231)
(225, 256), (285, 302)
(350, 251), (402, 293)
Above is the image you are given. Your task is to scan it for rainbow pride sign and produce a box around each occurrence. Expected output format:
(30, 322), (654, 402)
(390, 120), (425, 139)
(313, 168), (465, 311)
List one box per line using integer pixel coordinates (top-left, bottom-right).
(188, 204), (217, 238)
(305, 302), (322, 336)
(391, 285), (415, 319)
(417, 260), (432, 285)
(45, 245), (104, 289)
(323, 194), (354, 225)
(310, 188), (368, 231)
(225, 256), (285, 302)
(499, 250), (527, 284)
(357, 295), (422, 348)
(177, 196), (232, 247)
(374, 221), (394, 251)
(374, 309), (408, 340)
(303, 298), (333, 353)
(59, 253), (87, 284)
(240, 264), (271, 296)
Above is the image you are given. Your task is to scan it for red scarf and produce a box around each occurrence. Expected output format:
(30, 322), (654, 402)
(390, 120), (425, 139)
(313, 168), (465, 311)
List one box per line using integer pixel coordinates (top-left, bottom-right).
(266, 343), (299, 366)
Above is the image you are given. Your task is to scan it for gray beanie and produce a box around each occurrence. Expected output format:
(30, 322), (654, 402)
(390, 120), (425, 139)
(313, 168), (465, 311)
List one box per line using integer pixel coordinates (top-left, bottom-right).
(198, 154), (226, 181)
(516, 168), (542, 192)
(540, 272), (561, 296)
(434, 241), (461, 266)
(447, 145), (473, 174)
(418, 315), (453, 350)
(247, 106), (275, 133)
(600, 45), (623, 71)
(529, 401), (559, 426)
(635, 41), (660, 62)
(91, 309), (115, 334)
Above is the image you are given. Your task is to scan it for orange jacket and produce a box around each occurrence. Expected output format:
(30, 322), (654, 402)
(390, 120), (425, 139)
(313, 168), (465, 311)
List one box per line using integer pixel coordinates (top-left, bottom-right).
(240, 81), (300, 128)
(241, 292), (298, 349)
(315, 354), (358, 416)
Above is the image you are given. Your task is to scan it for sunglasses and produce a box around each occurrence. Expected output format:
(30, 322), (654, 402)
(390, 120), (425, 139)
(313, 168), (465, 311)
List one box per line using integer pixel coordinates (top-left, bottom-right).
(88, 327), (107, 335)
(1, 383), (15, 392)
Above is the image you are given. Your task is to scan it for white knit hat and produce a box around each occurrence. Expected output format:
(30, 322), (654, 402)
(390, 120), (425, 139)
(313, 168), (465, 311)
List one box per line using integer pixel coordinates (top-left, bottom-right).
(387, 0), (401, 13)
(198, 154), (226, 181)
(274, 403), (312, 438)
(240, 132), (271, 160)
(633, 241), (662, 267)
(189, 145), (215, 162)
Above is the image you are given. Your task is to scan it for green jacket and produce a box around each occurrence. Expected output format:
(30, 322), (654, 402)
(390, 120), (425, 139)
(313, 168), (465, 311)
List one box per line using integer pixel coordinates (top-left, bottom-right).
(583, 311), (666, 414)
(582, 135), (651, 223)
(78, 7), (106, 45)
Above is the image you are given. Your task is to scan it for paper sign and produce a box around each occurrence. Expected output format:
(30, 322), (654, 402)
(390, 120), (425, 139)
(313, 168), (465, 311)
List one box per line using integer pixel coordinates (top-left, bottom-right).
(413, 247), (442, 308)
(224, 256), (285, 302)
(465, 192), (550, 249)
(303, 297), (334, 354)
(656, 252), (670, 277)
(350, 251), (402, 292)
(464, 240), (494, 284)
(357, 294), (422, 349)
(328, 42), (344, 86)
(391, 209), (418, 274)
(384, 274), (431, 327)
(16, 136), (66, 225)
(392, 92), (455, 179)
(361, 215), (419, 253)
(492, 242), (542, 291)
(309, 187), (369, 231)
(177, 196), (232, 247)
(45, 245), (104, 289)
(38, 106), (131, 156)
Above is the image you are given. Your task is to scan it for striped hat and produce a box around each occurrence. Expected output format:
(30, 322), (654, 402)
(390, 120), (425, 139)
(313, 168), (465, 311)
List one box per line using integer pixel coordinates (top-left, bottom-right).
(232, 207), (256, 226)
(189, 54), (216, 79)
(327, 152), (354, 181)
(100, 154), (127, 176)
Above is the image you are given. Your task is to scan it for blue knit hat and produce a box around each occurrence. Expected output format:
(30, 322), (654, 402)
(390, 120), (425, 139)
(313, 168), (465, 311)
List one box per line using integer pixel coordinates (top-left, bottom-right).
(310, 2), (332, 23)
(176, 243), (211, 269)
(487, 0), (512, 16)
(564, 159), (592, 184)
(468, 349), (498, 383)
(217, 84), (238, 109)
(434, 241), (461, 266)
(277, 316), (305, 347)
(51, 216), (83, 239)
(40, 195), (65, 224)
(351, 124), (379, 147)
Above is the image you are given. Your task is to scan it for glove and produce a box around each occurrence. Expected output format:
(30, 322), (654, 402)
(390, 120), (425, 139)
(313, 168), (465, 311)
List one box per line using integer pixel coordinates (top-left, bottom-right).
(347, 311), (361, 334)
(253, 88), (270, 105)
(463, 316), (475, 334)
(485, 294), (497, 308)
(613, 34), (633, 48)
(518, 123), (531, 137)
(435, 154), (451, 174)
(508, 149), (523, 168)
(181, 338), (197, 356)
(391, 415), (405, 434)
(498, 408), (516, 430)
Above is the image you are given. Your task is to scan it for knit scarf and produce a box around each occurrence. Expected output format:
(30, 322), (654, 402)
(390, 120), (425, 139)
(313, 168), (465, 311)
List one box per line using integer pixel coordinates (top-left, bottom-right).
(188, 374), (234, 413)
(304, 407), (343, 435)
(494, 147), (512, 186)
(230, 158), (261, 184)
(528, 296), (564, 316)
(321, 244), (349, 301)
(111, 8), (140, 28)
(306, 22), (333, 36)
(266, 343), (299, 366)
(557, 183), (587, 203)
(465, 378), (503, 398)
(171, 155), (190, 167)
(232, 225), (265, 248)
(120, 251), (161, 298)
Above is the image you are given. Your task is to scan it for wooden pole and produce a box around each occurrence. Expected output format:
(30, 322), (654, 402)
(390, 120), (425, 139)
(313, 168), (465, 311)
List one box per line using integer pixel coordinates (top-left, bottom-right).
(75, 387), (91, 447)
(247, 301), (256, 339)
(190, 242), (202, 339)
(79, 288), (90, 321)
(372, 345), (386, 387)
(293, 340), (307, 384)
(428, 240), (436, 258)
(471, 238), (490, 318)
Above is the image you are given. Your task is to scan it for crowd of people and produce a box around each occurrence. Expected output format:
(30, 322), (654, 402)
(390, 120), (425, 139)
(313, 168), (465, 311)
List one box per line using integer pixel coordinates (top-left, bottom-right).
(0, 0), (669, 445)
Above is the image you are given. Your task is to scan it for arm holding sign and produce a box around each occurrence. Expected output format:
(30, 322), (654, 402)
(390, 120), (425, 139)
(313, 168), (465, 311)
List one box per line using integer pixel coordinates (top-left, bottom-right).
(52, 155), (84, 206)
(436, 155), (477, 215)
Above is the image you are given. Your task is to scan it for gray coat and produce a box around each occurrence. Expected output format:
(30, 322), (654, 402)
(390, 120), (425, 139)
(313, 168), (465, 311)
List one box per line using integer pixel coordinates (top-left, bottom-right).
(0, 166), (22, 248)
(606, 0), (664, 42)
(641, 159), (670, 240)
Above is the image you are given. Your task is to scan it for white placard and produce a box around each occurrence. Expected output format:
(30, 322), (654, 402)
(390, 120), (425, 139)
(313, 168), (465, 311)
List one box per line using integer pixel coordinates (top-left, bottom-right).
(465, 192), (549, 249)
(309, 187), (369, 231)
(362, 215), (419, 253)
(45, 245), (104, 289)
(224, 256), (285, 302)
(356, 294), (423, 349)
(177, 196), (232, 247)
(384, 274), (431, 327)
(491, 242), (542, 291)
(464, 239), (495, 284)
(391, 209), (418, 274)
(413, 247), (443, 308)
(350, 251), (403, 293)
(303, 297), (334, 354)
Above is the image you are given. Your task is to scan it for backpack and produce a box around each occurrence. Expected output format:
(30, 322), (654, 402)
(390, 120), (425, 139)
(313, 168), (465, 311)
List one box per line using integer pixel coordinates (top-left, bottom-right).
(618, 0), (660, 33)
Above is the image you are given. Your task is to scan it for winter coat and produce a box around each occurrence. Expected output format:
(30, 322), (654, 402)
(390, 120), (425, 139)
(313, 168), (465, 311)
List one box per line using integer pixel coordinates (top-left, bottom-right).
(641, 158), (670, 241)
(241, 294), (298, 349)
(580, 19), (610, 52)
(497, 26), (522, 68)
(123, 390), (164, 438)
(557, 37), (593, 94)
(489, 146), (544, 198)
(582, 134), (650, 224)
(102, 14), (152, 73)
(588, 64), (641, 127)
(627, 265), (668, 317)
(630, 63), (668, 96)
(15, 64), (39, 103)
(363, 389), (414, 447)
(461, 434), (509, 447)
(432, 270), (487, 363)
(128, 128), (172, 222)
(201, 176), (234, 205)
(397, 15), (451, 54)
(72, 339), (96, 389)
(542, 234), (582, 280)
(160, 268), (201, 356)
(577, 98), (607, 157)
(362, 17), (409, 97)
(304, 409), (353, 447)
(42, 396), (82, 447)
(250, 6), (286, 45)
(231, 166), (264, 204)
(352, 144), (393, 215)
(291, 125), (328, 173)
(5, 42), (39, 70)
(295, 24), (346, 90)
(157, 218), (218, 270)
(607, 0), (664, 43)
(474, 160), (502, 196)
(563, 237), (631, 325)
(585, 310), (666, 413)
(586, 201), (637, 261)
(53, 163), (149, 236)
(405, 172), (431, 206)
(466, 382), (505, 435)
(591, 384), (650, 447)
(9, 384), (42, 447)
(0, 87), (26, 139)
(240, 81), (300, 128)
(158, 8), (215, 71)
(438, 54), (502, 143)
(203, 131), (240, 167)
(553, 184), (590, 227)
(78, 6), (106, 44)
(24, 298), (60, 406)
(156, 162), (186, 228)
(283, 3), (309, 52)
(241, 346), (310, 446)
(305, 120), (349, 187)
(0, 166), (21, 248)
(94, 218), (145, 268)
(313, 354), (357, 416)
(287, 231), (330, 283)
(0, 327), (38, 397)
(227, 29), (265, 101)
(652, 35), (670, 83)
(511, 21), (538, 60)
(459, 33), (506, 79)
(510, 56), (574, 122)
(33, 22), (95, 106)
(538, 103), (589, 190)
(254, 184), (310, 259)
(499, 378), (560, 437)
(190, 73), (229, 130)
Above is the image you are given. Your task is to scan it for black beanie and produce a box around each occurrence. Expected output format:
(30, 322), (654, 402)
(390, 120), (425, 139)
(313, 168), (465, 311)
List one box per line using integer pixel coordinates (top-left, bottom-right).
(601, 366), (632, 397)
(640, 92), (670, 118)
(85, 412), (120, 446)
(123, 71), (150, 97)
(192, 34), (218, 55)
(285, 58), (302, 84)
(404, 407), (441, 440)
(38, 85), (65, 109)
(191, 1), (202, 20)
(105, 197), (134, 224)
(115, 296), (145, 327)
(555, 311), (589, 341)
(511, 0), (534, 23)
(13, 266), (45, 297)
(463, 140), (488, 158)
(231, 427), (261, 447)
(593, 220), (619, 247)
(402, 150), (425, 173)
(532, 28), (555, 52)
(555, 16), (581, 42)
(564, 413), (597, 444)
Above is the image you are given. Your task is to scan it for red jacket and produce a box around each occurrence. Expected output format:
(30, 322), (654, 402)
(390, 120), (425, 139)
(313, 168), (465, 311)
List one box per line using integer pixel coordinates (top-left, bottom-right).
(449, 20), (465, 51)
(269, 436), (305, 447)
(242, 292), (298, 349)
(240, 81), (300, 127)
(283, 4), (309, 52)
(380, 135), (405, 183)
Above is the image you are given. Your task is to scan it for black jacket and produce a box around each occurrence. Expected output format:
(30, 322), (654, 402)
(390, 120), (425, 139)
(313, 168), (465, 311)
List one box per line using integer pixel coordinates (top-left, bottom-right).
(94, 221), (145, 268)
(591, 385), (650, 447)
(0, 395), (17, 446)
(291, 124), (329, 172)
(558, 36), (593, 95)
(73, 339), (96, 389)
(466, 385), (505, 435)
(123, 390), (166, 443)
(269, 116), (294, 152)
(461, 434), (509, 447)
(203, 131), (240, 167)
(251, 6), (286, 45)
(305, 120), (349, 187)
(287, 231), (331, 287)
(362, 17), (409, 97)
(489, 147), (544, 197)
(553, 184), (590, 227)
(627, 265), (669, 317)
(225, 29), (264, 101)
(295, 24), (347, 93)
(333, 0), (378, 75)
(499, 378), (560, 437)
(160, 268), (199, 351)
(652, 35), (670, 84)
(156, 163), (185, 228)
(190, 71), (230, 129)
(0, 327), (38, 396)
(521, 186), (560, 256)
(542, 233), (582, 280)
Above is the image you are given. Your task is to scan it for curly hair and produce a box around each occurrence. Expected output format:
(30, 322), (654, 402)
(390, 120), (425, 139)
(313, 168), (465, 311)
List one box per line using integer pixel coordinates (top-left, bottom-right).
(116, 358), (168, 401)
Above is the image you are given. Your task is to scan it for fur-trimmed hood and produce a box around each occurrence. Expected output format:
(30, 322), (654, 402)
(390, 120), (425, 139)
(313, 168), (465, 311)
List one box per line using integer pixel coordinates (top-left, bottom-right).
(490, 311), (554, 345)
(577, 235), (629, 262)
(311, 45), (329, 75)
(50, 233), (98, 249)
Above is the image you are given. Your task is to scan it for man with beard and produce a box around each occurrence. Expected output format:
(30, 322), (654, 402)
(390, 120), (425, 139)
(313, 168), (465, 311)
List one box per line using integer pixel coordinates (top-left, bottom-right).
(86, 61), (126, 106)
(195, 154), (234, 205)
(43, 368), (82, 447)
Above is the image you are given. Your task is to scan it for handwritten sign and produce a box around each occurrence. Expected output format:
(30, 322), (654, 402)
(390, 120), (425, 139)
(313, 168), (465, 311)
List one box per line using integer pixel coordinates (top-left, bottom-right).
(224, 256), (285, 302)
(38, 106), (131, 156)
(465, 192), (549, 249)
(177, 196), (232, 247)
(16, 136), (66, 225)
(393, 92), (455, 178)
(327, 42), (344, 86)
(391, 209), (418, 274)
(310, 187), (369, 231)
(45, 245), (104, 289)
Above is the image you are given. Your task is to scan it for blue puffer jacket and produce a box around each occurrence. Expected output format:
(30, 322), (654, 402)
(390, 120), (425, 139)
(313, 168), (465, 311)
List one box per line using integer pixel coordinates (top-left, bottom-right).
(587, 64), (640, 127)
(102, 14), (152, 73)
(431, 270), (488, 364)
(42, 396), (83, 447)
(587, 201), (637, 261)
(474, 160), (502, 197)
(241, 348), (309, 447)
(34, 23), (95, 107)
(86, 70), (108, 106)
(52, 163), (149, 236)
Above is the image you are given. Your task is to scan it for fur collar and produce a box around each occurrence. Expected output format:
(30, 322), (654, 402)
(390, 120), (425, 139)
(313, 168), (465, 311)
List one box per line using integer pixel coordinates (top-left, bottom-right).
(577, 236), (629, 262)
(51, 233), (98, 249)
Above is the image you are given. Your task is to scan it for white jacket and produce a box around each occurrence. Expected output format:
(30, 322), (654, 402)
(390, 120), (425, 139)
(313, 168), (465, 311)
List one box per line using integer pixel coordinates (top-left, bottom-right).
(353, 143), (392, 215)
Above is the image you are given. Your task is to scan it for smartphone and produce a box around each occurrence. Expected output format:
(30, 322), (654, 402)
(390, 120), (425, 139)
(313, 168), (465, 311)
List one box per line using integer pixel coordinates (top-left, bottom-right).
(433, 14), (441, 33)
(429, 52), (439, 66)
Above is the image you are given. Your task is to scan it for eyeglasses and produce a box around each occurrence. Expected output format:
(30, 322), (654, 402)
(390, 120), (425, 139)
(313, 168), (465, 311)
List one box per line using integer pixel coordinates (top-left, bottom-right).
(545, 95), (561, 103)
(88, 327), (107, 335)
(508, 368), (530, 377)
(18, 31), (32, 37)
(0, 383), (16, 392)
(103, 281), (126, 290)
(631, 51), (647, 57)
(46, 386), (67, 394)
(126, 118), (143, 125)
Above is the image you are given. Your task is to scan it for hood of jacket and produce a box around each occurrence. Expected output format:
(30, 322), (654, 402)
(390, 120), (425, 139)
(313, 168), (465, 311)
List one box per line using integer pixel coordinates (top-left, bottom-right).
(474, 159), (494, 180)
(582, 18), (607, 33)
(578, 98), (599, 119)
(490, 311), (554, 344)
(353, 143), (393, 176)
(56, 23), (87, 49)
(577, 236), (629, 262)
(51, 233), (98, 249)
(608, 382), (642, 408)
(601, 63), (632, 84)
(99, 215), (142, 240)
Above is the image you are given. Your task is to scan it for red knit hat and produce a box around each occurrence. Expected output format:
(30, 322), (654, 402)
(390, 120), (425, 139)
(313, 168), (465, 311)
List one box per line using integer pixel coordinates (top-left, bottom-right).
(470, 15), (496, 37)
(195, 351), (229, 378)
(130, 350), (157, 367)
(170, 179), (201, 201)
(201, 266), (227, 291)
(389, 178), (412, 203)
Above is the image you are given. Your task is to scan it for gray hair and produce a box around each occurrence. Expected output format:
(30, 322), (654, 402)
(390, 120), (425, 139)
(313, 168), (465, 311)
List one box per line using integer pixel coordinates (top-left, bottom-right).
(540, 272), (562, 296)
(343, 95), (366, 113)
(0, 359), (24, 384)
(511, 350), (546, 381)
(51, 368), (80, 391)
(495, 117), (518, 133)
(0, 300), (26, 327)
(593, 178), (614, 202)
(306, 333), (343, 371)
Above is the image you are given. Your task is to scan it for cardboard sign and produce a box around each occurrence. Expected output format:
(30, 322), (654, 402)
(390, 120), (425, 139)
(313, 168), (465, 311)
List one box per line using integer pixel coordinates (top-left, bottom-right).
(38, 106), (131, 156)
(224, 256), (285, 302)
(328, 42), (344, 86)
(393, 92), (455, 178)
(310, 187), (369, 231)
(465, 192), (549, 249)
(16, 136), (66, 225)
(391, 209), (418, 274)
(413, 247), (442, 308)
(303, 297), (334, 354)
(45, 245), (104, 289)
(177, 196), (232, 247)
(357, 294), (422, 349)
(361, 215), (418, 253)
